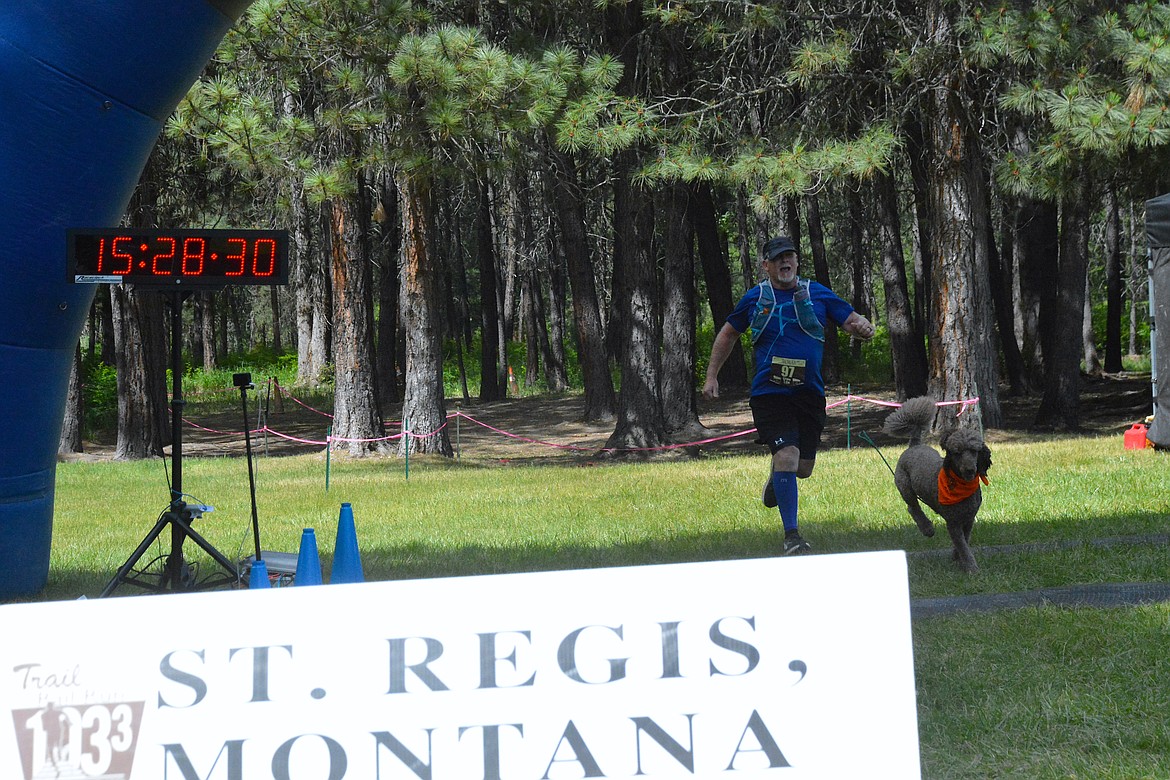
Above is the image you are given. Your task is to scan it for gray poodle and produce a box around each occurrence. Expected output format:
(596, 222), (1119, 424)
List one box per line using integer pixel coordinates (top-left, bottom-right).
(882, 397), (992, 573)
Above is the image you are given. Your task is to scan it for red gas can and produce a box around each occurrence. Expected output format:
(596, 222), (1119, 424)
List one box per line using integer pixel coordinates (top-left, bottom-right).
(1124, 423), (1148, 450)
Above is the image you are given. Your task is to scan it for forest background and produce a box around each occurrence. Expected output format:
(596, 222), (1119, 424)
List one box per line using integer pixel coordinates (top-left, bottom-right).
(58, 0), (1170, 461)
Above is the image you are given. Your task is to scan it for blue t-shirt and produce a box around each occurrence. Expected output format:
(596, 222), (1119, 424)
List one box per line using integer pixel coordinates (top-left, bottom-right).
(726, 279), (855, 397)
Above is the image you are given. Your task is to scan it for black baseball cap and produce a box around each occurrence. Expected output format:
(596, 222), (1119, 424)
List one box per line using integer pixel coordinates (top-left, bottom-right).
(764, 236), (798, 261)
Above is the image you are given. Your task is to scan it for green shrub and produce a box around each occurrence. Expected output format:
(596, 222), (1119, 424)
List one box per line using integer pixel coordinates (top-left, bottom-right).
(442, 334), (581, 398)
(177, 347), (301, 410)
(836, 326), (894, 387)
(81, 359), (118, 435)
(1091, 299), (1149, 356)
(1123, 352), (1151, 372)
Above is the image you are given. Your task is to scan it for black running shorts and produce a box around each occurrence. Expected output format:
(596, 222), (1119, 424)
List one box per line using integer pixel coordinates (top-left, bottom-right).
(749, 391), (827, 460)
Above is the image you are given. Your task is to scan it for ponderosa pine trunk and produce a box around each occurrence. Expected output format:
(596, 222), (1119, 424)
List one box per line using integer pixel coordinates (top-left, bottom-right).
(398, 172), (452, 457)
(1035, 172), (1092, 429)
(1103, 188), (1125, 373)
(923, 0), (1002, 429)
(113, 157), (169, 461)
(498, 169), (521, 395)
(806, 193), (840, 384)
(476, 175), (503, 402)
(542, 229), (570, 392)
(328, 182), (384, 457)
(660, 183), (704, 439)
(547, 145), (614, 421)
(689, 182), (748, 393)
(988, 208), (1029, 396)
(58, 344), (83, 455)
(904, 116), (934, 344)
(198, 294), (216, 371)
(375, 174), (401, 406)
(111, 284), (168, 460)
(291, 178), (330, 387)
(1014, 197), (1058, 387)
(845, 186), (870, 363)
(874, 171), (928, 400)
(603, 158), (667, 455)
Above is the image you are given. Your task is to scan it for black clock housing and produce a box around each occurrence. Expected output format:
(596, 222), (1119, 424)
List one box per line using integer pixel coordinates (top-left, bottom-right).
(67, 228), (289, 287)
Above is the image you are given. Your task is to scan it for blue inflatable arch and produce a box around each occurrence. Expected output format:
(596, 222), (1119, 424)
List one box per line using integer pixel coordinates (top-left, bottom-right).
(0, 1), (252, 597)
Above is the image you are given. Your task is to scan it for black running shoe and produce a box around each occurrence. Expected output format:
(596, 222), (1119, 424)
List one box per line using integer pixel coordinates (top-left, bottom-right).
(762, 476), (777, 508)
(783, 533), (811, 555)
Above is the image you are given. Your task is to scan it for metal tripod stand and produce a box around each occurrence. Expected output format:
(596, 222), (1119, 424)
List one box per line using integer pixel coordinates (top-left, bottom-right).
(100, 290), (238, 596)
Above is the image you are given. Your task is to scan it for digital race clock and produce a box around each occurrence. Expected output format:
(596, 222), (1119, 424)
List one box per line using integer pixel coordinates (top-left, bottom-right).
(67, 228), (289, 287)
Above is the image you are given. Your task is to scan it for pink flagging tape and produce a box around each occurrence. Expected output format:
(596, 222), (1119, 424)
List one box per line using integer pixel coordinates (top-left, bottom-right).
(826, 396), (901, 410)
(451, 411), (758, 453)
(180, 418), (266, 436)
(937, 397), (981, 416)
(597, 429), (759, 454)
(451, 411), (600, 451)
(273, 380), (334, 418)
(328, 431), (406, 444)
(326, 423), (451, 446)
(827, 394), (980, 415)
(178, 394), (981, 456)
(263, 428), (330, 446)
(270, 380), (399, 426)
(405, 421), (449, 439)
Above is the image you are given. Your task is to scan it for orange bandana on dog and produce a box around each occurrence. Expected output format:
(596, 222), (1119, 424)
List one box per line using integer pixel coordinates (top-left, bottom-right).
(937, 468), (989, 505)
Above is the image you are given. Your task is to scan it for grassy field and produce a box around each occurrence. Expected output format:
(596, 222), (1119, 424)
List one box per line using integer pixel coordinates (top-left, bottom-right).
(23, 431), (1170, 777)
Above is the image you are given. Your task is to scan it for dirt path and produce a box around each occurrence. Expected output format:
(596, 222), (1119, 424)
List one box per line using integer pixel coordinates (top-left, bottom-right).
(67, 374), (1154, 465)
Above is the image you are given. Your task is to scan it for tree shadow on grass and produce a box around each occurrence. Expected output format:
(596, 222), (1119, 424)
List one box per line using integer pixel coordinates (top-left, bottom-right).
(30, 527), (788, 602)
(19, 509), (1170, 605)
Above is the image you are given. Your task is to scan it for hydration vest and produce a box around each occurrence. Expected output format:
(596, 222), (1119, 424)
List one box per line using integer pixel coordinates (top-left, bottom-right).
(749, 279), (824, 344)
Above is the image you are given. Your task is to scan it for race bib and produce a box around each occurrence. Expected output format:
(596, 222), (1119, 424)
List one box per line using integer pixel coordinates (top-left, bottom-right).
(770, 356), (807, 387)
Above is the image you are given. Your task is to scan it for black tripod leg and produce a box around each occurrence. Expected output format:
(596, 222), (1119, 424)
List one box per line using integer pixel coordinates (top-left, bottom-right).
(170, 514), (239, 584)
(99, 513), (172, 597)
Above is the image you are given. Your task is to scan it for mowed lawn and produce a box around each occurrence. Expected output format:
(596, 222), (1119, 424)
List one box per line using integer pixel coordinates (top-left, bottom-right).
(27, 432), (1170, 778)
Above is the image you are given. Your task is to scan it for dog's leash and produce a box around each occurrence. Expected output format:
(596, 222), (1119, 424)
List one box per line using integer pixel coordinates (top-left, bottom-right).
(857, 431), (896, 477)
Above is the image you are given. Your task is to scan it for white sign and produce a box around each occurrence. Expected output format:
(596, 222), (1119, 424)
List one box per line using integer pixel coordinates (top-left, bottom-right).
(0, 552), (919, 779)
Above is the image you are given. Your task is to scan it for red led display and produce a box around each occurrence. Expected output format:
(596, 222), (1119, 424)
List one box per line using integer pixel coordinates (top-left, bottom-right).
(67, 228), (289, 287)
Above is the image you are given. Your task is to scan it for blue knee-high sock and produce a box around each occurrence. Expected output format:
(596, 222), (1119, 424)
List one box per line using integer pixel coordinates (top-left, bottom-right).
(772, 472), (799, 533)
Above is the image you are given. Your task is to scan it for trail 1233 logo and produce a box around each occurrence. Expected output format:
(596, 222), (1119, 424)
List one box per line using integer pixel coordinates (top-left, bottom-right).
(11, 699), (144, 779)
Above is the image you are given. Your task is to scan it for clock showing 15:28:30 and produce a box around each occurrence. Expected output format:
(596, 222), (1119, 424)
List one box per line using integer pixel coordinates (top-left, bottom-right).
(67, 228), (289, 287)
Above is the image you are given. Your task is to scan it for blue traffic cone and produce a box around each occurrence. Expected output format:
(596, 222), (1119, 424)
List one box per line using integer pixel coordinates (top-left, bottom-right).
(331, 502), (365, 584)
(294, 528), (323, 586)
(249, 559), (270, 589)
